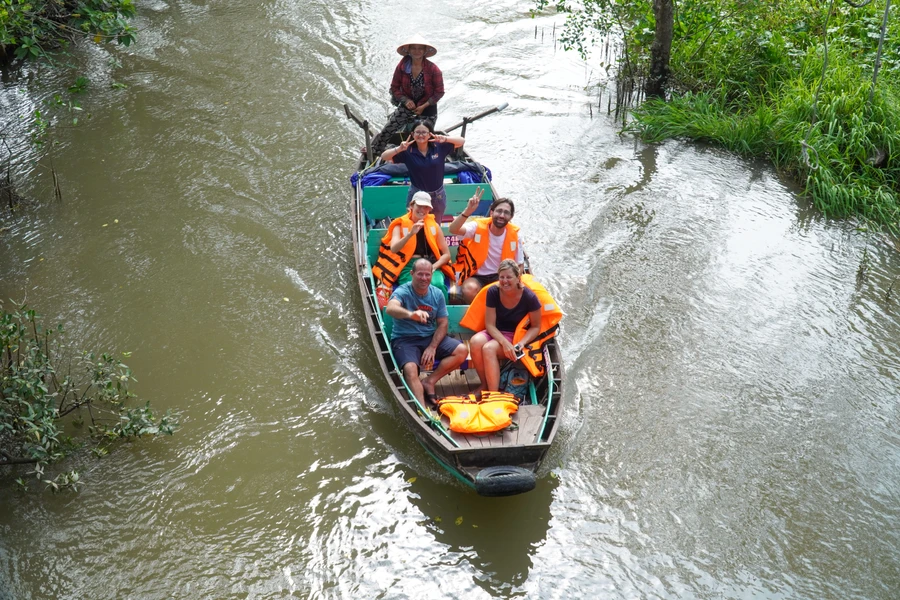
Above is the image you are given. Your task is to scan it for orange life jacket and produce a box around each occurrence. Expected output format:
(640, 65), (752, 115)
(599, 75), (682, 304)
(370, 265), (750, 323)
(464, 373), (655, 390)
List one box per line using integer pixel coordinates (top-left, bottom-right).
(371, 213), (454, 290)
(453, 218), (520, 282)
(459, 274), (562, 377)
(437, 391), (520, 433)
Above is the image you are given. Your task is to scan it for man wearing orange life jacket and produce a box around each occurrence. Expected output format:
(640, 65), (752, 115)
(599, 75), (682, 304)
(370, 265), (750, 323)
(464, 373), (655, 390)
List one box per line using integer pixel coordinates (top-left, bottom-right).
(372, 192), (454, 296)
(448, 189), (525, 304)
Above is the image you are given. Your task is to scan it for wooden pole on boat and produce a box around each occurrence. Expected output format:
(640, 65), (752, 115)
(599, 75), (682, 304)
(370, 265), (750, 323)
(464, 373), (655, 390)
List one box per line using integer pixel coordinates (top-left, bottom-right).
(344, 103), (377, 163)
(362, 120), (373, 164)
(444, 103), (509, 135)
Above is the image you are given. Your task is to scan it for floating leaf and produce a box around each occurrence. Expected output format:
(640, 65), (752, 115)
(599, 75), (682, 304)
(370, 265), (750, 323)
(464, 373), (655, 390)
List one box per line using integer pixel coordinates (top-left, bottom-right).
(455, 516), (463, 526)
(283, 297), (290, 302)
(114, 219), (119, 224)
(102, 223), (108, 227)
(407, 477), (417, 483)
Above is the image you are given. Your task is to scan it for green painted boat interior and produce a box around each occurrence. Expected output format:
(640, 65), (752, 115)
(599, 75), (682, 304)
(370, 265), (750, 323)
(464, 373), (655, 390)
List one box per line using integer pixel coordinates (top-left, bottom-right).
(361, 182), (494, 222)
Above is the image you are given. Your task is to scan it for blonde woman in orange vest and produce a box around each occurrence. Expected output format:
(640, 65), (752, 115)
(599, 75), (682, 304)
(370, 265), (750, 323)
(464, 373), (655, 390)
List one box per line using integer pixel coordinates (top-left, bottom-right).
(371, 191), (454, 296)
(448, 191), (524, 304)
(468, 259), (542, 394)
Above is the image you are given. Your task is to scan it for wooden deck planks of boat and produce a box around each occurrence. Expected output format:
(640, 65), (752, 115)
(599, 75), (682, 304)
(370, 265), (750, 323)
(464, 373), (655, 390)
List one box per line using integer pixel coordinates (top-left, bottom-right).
(429, 366), (546, 449)
(440, 404), (546, 448)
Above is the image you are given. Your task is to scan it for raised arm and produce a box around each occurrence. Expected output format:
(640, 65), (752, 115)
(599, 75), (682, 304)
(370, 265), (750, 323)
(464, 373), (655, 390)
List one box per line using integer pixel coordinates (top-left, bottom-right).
(380, 135), (413, 163)
(448, 187), (483, 234)
(429, 134), (465, 149)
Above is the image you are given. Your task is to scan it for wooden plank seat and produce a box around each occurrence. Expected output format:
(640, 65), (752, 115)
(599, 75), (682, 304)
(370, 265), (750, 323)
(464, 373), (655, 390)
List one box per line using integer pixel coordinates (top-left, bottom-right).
(425, 397), (545, 449)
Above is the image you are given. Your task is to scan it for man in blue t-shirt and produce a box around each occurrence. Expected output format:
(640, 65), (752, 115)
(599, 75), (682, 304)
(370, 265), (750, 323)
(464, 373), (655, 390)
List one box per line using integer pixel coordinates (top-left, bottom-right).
(386, 259), (467, 405)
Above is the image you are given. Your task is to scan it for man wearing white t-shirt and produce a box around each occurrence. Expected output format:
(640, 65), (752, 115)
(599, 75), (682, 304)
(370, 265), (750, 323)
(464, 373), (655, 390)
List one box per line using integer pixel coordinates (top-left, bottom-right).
(449, 189), (525, 304)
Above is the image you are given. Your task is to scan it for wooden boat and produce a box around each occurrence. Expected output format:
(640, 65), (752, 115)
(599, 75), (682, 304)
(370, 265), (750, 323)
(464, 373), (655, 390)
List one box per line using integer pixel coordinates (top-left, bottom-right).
(346, 105), (564, 496)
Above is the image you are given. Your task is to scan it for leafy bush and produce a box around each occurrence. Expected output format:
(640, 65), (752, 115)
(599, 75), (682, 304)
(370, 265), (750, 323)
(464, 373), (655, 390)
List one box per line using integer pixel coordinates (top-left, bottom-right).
(0, 0), (136, 64)
(1, 0), (137, 214)
(631, 30), (900, 232)
(536, 0), (900, 234)
(1, 304), (178, 491)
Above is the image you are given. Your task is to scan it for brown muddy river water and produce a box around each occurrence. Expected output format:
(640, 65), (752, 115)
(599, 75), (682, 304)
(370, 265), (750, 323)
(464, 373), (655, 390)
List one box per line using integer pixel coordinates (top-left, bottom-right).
(1, 1), (899, 598)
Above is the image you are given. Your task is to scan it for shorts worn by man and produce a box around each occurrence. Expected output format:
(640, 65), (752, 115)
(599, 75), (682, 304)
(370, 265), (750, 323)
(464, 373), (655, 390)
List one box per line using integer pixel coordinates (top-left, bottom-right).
(386, 259), (468, 405)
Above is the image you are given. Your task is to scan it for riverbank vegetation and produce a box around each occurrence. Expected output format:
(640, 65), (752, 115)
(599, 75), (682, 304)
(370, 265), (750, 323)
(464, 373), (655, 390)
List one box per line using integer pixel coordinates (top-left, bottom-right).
(535, 0), (900, 235)
(1, 305), (178, 491)
(1, 7), (178, 492)
(0, 0), (135, 64)
(1, 0), (136, 212)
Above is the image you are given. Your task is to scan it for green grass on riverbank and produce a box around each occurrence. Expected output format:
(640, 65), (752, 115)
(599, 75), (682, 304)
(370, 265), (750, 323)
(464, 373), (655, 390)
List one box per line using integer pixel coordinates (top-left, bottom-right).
(627, 2), (900, 234)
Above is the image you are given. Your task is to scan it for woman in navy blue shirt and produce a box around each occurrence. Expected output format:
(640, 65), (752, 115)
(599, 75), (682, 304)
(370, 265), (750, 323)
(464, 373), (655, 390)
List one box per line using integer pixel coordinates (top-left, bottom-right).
(381, 119), (465, 223)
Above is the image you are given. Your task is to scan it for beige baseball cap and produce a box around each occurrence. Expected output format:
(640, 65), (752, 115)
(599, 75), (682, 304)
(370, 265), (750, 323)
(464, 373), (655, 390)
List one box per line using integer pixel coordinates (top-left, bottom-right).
(412, 191), (433, 208)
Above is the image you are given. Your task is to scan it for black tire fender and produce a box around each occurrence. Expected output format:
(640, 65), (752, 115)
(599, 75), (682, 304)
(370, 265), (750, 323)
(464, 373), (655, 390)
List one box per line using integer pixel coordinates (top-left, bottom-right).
(474, 466), (536, 497)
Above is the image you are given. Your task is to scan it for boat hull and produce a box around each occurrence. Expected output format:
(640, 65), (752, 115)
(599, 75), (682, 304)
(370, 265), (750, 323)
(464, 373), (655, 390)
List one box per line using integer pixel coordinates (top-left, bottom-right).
(350, 146), (563, 496)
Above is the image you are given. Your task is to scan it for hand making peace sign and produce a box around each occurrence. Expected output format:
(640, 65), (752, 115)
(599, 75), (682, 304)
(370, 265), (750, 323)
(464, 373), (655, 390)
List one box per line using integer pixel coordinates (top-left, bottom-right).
(465, 187), (485, 214)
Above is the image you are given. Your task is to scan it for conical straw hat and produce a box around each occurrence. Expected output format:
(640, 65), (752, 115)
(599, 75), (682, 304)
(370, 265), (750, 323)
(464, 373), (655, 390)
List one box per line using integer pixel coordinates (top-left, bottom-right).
(397, 33), (437, 58)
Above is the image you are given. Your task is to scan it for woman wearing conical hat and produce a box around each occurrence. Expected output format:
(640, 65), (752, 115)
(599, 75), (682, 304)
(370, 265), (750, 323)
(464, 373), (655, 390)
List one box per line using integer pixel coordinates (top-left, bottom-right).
(370, 34), (445, 156)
